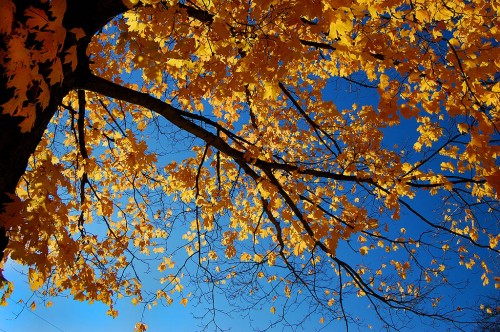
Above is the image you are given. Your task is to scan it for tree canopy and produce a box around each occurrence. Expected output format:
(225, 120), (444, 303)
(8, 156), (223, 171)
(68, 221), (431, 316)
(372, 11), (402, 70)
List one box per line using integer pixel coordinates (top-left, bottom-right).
(0, 0), (499, 330)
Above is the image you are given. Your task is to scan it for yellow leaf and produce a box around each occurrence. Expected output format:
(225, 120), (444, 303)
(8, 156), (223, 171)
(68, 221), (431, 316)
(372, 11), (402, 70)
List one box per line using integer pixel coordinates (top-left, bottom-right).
(359, 246), (369, 255)
(415, 9), (430, 22)
(107, 309), (119, 318)
(481, 272), (489, 286)
(263, 81), (280, 100)
(123, 0), (140, 9)
(329, 17), (352, 40)
(294, 241), (308, 256)
(379, 74), (390, 90)
(134, 322), (148, 332)
(28, 268), (45, 291)
(153, 247), (165, 254)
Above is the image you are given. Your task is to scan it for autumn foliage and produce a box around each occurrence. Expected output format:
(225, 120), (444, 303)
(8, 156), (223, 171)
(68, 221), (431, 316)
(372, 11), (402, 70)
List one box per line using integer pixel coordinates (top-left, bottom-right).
(0, 0), (499, 330)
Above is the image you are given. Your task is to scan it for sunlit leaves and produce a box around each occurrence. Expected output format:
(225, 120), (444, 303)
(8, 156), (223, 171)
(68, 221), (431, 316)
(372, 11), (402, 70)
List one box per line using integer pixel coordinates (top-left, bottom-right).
(134, 322), (148, 332)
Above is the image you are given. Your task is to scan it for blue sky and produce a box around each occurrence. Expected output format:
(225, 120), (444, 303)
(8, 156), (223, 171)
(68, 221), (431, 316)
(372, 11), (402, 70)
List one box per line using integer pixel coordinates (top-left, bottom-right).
(0, 261), (326, 332)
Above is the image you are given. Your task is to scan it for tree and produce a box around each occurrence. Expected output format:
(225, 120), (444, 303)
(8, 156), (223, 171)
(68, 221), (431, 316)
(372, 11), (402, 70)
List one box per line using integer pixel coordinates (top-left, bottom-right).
(0, 0), (499, 330)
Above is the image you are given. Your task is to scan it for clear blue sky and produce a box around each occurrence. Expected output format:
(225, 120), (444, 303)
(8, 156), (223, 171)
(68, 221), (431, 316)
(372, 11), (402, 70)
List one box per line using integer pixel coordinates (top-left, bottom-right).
(1, 261), (327, 332)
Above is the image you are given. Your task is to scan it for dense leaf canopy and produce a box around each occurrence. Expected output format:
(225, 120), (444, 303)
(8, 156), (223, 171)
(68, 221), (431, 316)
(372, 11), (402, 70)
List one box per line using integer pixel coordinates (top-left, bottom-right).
(0, 0), (499, 330)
